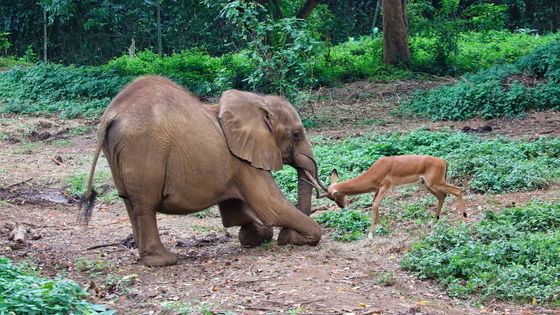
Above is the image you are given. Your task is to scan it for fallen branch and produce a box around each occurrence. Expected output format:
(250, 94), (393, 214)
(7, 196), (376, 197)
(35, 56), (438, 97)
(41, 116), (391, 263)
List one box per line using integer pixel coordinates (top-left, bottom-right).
(2, 177), (33, 190)
(86, 243), (121, 250)
(50, 155), (65, 166)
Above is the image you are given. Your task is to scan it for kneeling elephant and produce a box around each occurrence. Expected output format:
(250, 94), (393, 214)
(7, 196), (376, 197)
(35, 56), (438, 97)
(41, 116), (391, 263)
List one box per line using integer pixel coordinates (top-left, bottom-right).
(80, 76), (325, 267)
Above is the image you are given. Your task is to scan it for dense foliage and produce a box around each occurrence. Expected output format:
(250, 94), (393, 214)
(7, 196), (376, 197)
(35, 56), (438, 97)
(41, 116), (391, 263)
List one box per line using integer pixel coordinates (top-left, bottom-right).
(0, 63), (131, 117)
(1, 31), (555, 117)
(0, 256), (113, 314)
(401, 39), (560, 120)
(1, 0), (557, 65)
(401, 202), (560, 304)
(274, 130), (560, 200)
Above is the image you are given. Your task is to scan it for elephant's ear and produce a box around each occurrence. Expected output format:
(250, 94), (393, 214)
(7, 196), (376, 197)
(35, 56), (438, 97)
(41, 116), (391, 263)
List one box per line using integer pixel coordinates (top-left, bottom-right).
(218, 90), (283, 171)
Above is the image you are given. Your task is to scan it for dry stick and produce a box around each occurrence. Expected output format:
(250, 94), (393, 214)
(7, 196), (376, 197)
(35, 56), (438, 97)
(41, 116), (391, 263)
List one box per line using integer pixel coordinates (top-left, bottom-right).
(50, 156), (65, 166)
(461, 76), (474, 86)
(2, 177), (33, 190)
(86, 243), (122, 250)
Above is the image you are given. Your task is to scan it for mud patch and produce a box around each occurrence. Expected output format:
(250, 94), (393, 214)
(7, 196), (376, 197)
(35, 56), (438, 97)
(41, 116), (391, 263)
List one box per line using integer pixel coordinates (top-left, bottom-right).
(0, 184), (74, 206)
(175, 232), (231, 248)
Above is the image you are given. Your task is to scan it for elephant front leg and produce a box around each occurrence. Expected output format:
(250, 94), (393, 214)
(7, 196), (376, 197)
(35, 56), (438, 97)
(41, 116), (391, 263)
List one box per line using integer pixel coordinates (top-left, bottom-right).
(219, 199), (273, 247)
(239, 223), (274, 247)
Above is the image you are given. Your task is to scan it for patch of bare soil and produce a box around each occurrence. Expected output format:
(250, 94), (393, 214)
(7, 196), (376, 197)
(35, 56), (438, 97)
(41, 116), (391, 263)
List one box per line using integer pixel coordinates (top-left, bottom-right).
(0, 88), (559, 314)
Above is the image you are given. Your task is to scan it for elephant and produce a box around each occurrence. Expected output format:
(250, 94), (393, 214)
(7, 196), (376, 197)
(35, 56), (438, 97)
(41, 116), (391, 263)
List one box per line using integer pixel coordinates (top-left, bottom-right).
(80, 76), (326, 267)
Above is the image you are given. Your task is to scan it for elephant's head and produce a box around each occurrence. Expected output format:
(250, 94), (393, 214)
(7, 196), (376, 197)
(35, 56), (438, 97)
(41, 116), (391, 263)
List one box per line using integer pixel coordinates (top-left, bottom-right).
(218, 90), (326, 215)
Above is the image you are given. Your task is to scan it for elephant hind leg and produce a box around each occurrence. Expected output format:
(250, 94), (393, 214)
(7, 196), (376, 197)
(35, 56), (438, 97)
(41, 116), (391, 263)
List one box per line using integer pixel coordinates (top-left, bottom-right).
(219, 199), (273, 247)
(132, 201), (177, 267)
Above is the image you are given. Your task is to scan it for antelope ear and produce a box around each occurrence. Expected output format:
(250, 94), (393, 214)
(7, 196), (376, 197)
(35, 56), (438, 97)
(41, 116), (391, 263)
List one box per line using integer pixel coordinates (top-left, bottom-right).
(218, 90), (283, 171)
(330, 169), (339, 183)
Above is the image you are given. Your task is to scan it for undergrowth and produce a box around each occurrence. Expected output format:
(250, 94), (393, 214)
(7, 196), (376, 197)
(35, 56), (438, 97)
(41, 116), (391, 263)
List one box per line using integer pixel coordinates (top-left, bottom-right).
(314, 210), (370, 241)
(0, 256), (113, 314)
(401, 202), (560, 304)
(0, 63), (131, 118)
(401, 39), (560, 120)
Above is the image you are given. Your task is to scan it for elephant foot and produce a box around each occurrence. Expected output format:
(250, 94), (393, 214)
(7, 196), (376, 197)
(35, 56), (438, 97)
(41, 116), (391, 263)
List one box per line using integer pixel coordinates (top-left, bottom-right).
(141, 248), (178, 267)
(238, 223), (273, 248)
(277, 227), (320, 246)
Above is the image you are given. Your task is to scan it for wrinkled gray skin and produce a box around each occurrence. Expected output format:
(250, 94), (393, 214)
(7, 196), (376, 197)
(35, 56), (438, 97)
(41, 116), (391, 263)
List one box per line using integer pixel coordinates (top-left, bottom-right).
(82, 76), (325, 267)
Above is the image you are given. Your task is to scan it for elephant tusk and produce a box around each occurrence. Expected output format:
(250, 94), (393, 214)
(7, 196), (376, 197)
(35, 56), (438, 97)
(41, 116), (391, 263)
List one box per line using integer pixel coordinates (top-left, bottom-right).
(302, 169), (323, 198)
(301, 177), (322, 199)
(300, 152), (328, 191)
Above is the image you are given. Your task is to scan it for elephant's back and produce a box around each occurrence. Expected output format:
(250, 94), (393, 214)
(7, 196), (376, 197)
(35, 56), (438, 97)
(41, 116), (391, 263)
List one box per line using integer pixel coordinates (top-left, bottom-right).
(103, 76), (221, 137)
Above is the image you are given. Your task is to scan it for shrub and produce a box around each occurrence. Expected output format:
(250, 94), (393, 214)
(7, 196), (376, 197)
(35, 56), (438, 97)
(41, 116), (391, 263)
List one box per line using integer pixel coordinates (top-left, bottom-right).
(401, 39), (560, 121)
(401, 202), (560, 303)
(104, 49), (244, 96)
(518, 39), (560, 83)
(0, 256), (113, 314)
(0, 63), (131, 118)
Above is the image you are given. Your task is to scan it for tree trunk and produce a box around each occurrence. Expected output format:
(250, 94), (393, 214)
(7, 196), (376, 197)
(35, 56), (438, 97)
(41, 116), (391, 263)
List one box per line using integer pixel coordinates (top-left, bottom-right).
(296, 0), (321, 19)
(43, 9), (47, 62)
(382, 0), (410, 65)
(156, 0), (162, 56)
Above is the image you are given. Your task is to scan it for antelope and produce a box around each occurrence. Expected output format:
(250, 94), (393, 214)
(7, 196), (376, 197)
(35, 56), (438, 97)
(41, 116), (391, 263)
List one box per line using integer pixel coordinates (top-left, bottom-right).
(322, 155), (466, 239)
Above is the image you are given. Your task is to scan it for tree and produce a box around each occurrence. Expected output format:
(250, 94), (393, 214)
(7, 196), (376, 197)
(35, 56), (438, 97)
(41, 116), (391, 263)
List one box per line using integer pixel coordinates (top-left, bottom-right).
(382, 0), (410, 65)
(255, 0), (322, 20)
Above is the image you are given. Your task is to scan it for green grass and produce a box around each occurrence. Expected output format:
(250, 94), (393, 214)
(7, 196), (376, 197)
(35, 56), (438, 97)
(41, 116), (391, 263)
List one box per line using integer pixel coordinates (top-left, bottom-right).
(0, 256), (114, 314)
(315, 209), (371, 241)
(401, 202), (560, 304)
(68, 170), (118, 202)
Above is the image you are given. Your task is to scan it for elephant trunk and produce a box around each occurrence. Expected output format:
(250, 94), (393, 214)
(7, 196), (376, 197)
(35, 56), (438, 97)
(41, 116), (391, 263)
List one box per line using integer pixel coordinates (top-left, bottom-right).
(294, 150), (327, 216)
(297, 168), (313, 216)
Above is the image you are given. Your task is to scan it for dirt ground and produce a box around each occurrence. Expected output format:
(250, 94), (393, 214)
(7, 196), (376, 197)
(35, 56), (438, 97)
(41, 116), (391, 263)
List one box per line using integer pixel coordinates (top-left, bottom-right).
(1, 80), (559, 315)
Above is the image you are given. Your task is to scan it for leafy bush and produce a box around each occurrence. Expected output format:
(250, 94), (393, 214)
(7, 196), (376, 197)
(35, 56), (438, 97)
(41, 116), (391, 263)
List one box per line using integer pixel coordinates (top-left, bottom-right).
(0, 56), (31, 68)
(0, 256), (113, 314)
(455, 31), (557, 73)
(518, 39), (560, 83)
(401, 39), (560, 121)
(217, 0), (322, 99)
(104, 49), (250, 96)
(0, 63), (131, 117)
(314, 36), (417, 85)
(315, 210), (370, 241)
(401, 202), (560, 303)
(274, 130), (560, 199)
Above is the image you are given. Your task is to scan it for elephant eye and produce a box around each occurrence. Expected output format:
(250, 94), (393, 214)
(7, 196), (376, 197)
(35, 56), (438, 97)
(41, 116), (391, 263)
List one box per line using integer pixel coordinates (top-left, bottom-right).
(293, 131), (303, 140)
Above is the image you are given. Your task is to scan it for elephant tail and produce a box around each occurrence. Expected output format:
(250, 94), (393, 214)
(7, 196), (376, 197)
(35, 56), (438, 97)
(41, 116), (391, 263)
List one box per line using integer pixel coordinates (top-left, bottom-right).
(79, 112), (116, 227)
